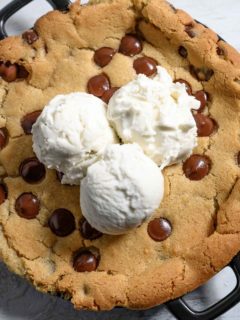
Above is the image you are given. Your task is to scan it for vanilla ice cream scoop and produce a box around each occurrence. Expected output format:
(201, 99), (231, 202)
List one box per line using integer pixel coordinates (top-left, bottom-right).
(80, 144), (164, 235)
(32, 92), (118, 185)
(108, 66), (200, 167)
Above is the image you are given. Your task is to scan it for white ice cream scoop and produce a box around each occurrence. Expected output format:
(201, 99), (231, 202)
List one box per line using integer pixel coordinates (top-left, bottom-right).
(32, 92), (118, 185)
(80, 144), (164, 235)
(108, 66), (200, 168)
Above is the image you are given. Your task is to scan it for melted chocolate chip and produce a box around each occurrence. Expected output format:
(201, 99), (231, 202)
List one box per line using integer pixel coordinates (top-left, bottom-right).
(119, 35), (142, 57)
(236, 152), (240, 166)
(0, 184), (7, 205)
(48, 208), (75, 237)
(194, 90), (208, 112)
(22, 30), (39, 45)
(21, 111), (41, 134)
(17, 66), (29, 79)
(73, 247), (100, 272)
(15, 193), (40, 219)
(174, 79), (192, 95)
(216, 46), (224, 56)
(87, 74), (110, 97)
(2, 63), (17, 82)
(0, 128), (8, 150)
(101, 87), (119, 104)
(133, 56), (157, 76)
(190, 65), (214, 81)
(19, 157), (46, 183)
(194, 113), (216, 137)
(94, 47), (115, 67)
(178, 46), (188, 58)
(183, 154), (211, 180)
(147, 218), (172, 241)
(185, 24), (196, 38)
(80, 218), (102, 240)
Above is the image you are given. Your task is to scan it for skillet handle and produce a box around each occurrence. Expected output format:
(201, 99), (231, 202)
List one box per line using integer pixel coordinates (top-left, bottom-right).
(166, 253), (240, 320)
(0, 0), (71, 40)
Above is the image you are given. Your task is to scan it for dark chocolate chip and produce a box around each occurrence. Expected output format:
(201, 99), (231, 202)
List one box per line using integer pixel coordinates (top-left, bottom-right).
(94, 47), (115, 67)
(194, 113), (216, 137)
(194, 90), (208, 112)
(73, 247), (100, 272)
(21, 111), (41, 135)
(178, 46), (188, 58)
(15, 193), (40, 219)
(0, 128), (8, 150)
(237, 152), (240, 166)
(48, 208), (76, 237)
(80, 218), (102, 240)
(190, 65), (214, 81)
(2, 63), (17, 82)
(147, 218), (172, 241)
(216, 46), (225, 56)
(87, 74), (110, 97)
(0, 62), (6, 75)
(119, 35), (142, 57)
(22, 30), (39, 45)
(0, 184), (7, 205)
(185, 24), (196, 38)
(17, 65), (29, 79)
(174, 79), (192, 95)
(183, 154), (211, 180)
(19, 157), (46, 184)
(101, 87), (119, 104)
(133, 56), (157, 76)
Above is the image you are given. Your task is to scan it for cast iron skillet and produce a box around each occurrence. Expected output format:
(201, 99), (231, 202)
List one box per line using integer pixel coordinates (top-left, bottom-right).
(0, 1), (240, 319)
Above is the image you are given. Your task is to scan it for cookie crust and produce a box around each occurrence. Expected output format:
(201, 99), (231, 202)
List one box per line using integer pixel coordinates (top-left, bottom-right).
(0, 0), (239, 310)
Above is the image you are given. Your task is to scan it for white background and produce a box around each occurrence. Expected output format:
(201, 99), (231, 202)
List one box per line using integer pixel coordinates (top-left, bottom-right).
(0, 0), (240, 319)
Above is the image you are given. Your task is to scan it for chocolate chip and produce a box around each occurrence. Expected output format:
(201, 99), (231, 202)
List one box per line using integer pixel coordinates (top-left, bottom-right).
(133, 56), (157, 76)
(94, 47), (115, 67)
(0, 184), (7, 205)
(183, 154), (211, 180)
(174, 79), (192, 95)
(147, 218), (172, 241)
(48, 208), (75, 237)
(2, 63), (17, 82)
(21, 111), (41, 135)
(0, 62), (6, 75)
(73, 247), (100, 272)
(190, 65), (214, 81)
(80, 218), (102, 240)
(101, 87), (119, 104)
(194, 113), (216, 137)
(0, 128), (8, 150)
(216, 46), (224, 56)
(22, 30), (39, 45)
(19, 157), (46, 183)
(185, 24), (196, 38)
(17, 65), (29, 79)
(87, 74), (110, 97)
(119, 35), (142, 57)
(15, 193), (40, 219)
(178, 46), (188, 58)
(194, 90), (208, 112)
(236, 152), (240, 166)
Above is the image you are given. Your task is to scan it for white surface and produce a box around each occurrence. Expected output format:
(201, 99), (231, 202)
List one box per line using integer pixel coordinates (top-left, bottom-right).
(108, 66), (200, 167)
(81, 144), (164, 234)
(0, 0), (239, 319)
(32, 92), (117, 185)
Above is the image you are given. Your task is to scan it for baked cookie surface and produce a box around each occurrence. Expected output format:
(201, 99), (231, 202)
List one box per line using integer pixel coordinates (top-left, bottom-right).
(0, 0), (239, 310)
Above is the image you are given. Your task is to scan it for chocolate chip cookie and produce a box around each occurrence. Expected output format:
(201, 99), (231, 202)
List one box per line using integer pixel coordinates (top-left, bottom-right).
(0, 0), (239, 311)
